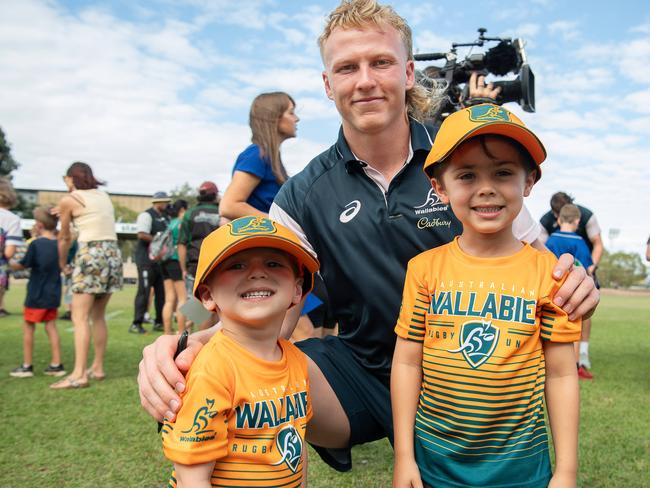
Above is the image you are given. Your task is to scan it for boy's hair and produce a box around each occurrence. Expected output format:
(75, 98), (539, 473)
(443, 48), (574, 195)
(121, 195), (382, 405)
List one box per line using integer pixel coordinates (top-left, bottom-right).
(33, 206), (58, 231)
(429, 135), (538, 183)
(319, 0), (437, 121)
(66, 161), (105, 190)
(0, 177), (18, 208)
(558, 203), (581, 224)
(550, 192), (573, 215)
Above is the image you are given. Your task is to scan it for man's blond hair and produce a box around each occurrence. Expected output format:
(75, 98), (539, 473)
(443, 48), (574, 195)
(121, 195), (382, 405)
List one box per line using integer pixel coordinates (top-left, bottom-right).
(319, 0), (438, 121)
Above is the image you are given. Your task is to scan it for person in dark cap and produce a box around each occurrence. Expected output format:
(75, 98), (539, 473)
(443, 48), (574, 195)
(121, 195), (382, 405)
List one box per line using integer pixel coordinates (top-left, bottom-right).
(178, 182), (223, 329)
(129, 191), (170, 334)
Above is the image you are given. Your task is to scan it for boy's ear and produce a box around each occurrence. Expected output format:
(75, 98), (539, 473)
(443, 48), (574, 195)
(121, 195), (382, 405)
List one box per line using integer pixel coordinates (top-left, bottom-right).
(430, 178), (449, 204)
(523, 171), (536, 197)
(290, 277), (304, 308)
(197, 284), (219, 312)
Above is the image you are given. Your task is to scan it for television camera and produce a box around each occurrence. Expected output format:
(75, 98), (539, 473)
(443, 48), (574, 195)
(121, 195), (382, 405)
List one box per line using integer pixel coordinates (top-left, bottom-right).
(415, 28), (535, 122)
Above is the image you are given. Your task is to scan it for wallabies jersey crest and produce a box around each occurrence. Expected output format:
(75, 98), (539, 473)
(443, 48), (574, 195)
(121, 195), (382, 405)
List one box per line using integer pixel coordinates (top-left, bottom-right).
(273, 425), (303, 472)
(448, 320), (500, 368)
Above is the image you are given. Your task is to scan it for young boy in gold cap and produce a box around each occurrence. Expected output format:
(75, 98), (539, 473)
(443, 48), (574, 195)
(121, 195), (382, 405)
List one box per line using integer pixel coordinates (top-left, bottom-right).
(391, 104), (580, 488)
(161, 216), (319, 488)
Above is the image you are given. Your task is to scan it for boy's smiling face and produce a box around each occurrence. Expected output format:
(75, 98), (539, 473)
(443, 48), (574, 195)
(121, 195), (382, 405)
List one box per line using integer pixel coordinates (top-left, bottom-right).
(197, 248), (303, 328)
(431, 136), (536, 238)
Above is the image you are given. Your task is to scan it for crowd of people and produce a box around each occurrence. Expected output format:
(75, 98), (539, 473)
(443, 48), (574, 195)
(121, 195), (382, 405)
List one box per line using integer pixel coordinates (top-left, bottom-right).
(4, 0), (641, 486)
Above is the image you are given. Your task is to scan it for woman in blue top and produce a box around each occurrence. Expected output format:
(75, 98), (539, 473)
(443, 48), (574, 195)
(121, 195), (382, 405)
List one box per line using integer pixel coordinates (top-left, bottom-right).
(220, 92), (299, 218)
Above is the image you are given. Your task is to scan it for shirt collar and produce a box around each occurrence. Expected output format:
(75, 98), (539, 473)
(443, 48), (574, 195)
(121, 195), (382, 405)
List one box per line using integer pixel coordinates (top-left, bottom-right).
(336, 117), (437, 174)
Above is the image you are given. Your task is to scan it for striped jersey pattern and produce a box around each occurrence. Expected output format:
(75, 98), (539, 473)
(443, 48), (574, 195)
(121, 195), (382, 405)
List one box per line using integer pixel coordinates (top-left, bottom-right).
(395, 238), (581, 487)
(162, 331), (311, 487)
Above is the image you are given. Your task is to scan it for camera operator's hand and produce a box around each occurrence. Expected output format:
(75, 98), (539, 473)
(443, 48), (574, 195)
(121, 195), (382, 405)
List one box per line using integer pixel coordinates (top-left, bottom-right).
(464, 72), (501, 105)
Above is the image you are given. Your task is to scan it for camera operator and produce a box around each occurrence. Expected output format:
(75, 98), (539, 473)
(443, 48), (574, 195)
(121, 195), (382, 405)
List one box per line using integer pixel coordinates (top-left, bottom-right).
(464, 71), (502, 106)
(138, 0), (599, 479)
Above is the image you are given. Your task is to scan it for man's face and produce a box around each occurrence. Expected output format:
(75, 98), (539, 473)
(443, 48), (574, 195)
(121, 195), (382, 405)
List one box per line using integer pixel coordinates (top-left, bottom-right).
(153, 201), (167, 213)
(321, 24), (414, 137)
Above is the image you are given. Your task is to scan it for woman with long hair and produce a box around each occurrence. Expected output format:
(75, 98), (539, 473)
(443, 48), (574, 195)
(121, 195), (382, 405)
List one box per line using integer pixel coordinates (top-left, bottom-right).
(51, 162), (123, 389)
(220, 92), (298, 218)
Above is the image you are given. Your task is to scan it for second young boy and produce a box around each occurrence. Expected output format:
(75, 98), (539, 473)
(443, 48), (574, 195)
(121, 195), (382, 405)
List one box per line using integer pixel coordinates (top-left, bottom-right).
(392, 104), (580, 488)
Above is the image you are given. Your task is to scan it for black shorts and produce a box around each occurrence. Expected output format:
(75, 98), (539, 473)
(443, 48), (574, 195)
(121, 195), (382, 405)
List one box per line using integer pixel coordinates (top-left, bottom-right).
(161, 260), (182, 281)
(295, 336), (393, 472)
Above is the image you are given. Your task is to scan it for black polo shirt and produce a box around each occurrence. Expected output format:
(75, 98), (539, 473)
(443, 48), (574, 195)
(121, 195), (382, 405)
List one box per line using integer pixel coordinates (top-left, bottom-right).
(272, 119), (462, 383)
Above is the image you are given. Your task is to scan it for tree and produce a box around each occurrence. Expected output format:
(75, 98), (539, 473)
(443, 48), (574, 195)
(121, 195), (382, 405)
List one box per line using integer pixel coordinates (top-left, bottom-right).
(0, 127), (20, 177)
(598, 250), (648, 288)
(112, 203), (138, 223)
(169, 182), (198, 207)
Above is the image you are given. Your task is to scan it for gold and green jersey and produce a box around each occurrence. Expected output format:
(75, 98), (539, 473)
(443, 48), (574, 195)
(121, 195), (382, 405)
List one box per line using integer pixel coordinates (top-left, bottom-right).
(395, 238), (581, 487)
(162, 331), (311, 487)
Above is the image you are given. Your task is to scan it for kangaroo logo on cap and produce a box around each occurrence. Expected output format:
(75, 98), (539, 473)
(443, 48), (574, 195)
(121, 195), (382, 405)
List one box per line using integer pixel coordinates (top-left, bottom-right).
(468, 105), (511, 123)
(230, 216), (277, 236)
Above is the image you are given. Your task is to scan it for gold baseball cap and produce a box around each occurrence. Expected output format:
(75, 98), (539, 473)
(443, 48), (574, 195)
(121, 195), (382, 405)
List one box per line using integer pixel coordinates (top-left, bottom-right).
(423, 104), (546, 181)
(193, 216), (319, 299)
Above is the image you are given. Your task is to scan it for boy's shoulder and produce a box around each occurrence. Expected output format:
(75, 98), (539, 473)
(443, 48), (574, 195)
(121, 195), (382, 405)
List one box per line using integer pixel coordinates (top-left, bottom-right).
(409, 241), (454, 267)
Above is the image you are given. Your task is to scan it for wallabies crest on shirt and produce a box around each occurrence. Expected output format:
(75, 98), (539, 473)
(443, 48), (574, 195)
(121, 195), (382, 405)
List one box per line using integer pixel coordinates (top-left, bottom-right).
(182, 398), (218, 435)
(448, 320), (500, 368)
(272, 425), (303, 473)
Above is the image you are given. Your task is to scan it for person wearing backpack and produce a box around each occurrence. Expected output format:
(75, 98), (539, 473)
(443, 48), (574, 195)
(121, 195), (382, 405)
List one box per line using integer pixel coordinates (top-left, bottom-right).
(178, 182), (222, 329)
(130, 192), (170, 334)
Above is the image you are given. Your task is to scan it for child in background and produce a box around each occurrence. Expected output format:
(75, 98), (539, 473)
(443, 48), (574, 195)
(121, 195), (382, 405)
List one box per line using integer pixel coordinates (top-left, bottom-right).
(392, 104), (580, 488)
(161, 216), (318, 488)
(0, 177), (23, 317)
(545, 203), (595, 380)
(9, 207), (65, 378)
(546, 204), (594, 274)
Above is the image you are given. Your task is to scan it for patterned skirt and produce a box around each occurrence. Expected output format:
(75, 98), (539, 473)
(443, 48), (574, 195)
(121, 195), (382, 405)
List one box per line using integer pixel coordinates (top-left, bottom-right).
(72, 240), (123, 295)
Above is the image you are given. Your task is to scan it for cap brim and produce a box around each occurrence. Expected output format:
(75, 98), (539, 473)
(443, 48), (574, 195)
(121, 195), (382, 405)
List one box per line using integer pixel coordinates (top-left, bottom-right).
(194, 235), (319, 299)
(425, 122), (546, 181)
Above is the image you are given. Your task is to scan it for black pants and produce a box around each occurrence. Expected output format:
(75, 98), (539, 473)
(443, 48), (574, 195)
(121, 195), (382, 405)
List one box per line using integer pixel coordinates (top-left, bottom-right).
(133, 263), (164, 325)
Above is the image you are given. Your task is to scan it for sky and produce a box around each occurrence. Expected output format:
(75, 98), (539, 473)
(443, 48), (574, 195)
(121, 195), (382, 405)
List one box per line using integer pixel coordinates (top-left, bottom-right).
(1, 0), (649, 258)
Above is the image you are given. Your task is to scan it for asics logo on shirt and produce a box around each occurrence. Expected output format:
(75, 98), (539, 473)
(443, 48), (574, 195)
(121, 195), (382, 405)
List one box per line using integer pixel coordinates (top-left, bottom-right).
(339, 200), (361, 223)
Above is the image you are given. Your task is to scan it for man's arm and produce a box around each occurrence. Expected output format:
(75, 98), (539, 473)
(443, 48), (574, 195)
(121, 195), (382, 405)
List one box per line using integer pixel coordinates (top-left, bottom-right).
(589, 233), (604, 267)
(513, 206), (599, 321)
(646, 238), (650, 262)
(544, 341), (579, 488)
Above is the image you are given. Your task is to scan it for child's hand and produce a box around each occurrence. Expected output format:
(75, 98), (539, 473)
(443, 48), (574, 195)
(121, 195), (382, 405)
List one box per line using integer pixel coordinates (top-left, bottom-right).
(393, 457), (423, 488)
(548, 471), (577, 488)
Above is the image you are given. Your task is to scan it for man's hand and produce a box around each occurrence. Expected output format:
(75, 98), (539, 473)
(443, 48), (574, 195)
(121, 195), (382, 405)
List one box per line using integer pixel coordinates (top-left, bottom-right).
(138, 334), (204, 422)
(466, 72), (501, 100)
(553, 253), (600, 321)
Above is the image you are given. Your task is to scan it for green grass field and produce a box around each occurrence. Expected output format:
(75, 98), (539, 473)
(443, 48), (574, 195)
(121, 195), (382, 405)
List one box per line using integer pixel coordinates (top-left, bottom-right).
(0, 283), (648, 487)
